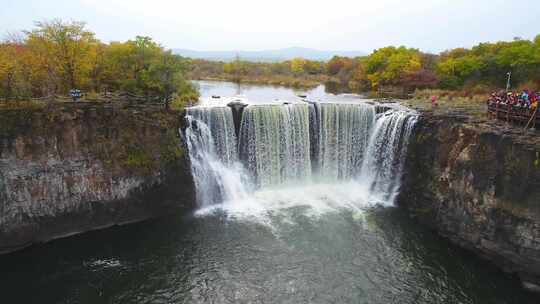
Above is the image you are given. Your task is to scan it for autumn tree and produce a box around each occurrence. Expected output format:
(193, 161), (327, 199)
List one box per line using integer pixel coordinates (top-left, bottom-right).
(364, 46), (423, 89)
(223, 55), (249, 82)
(0, 19), (199, 104)
(25, 19), (97, 93)
(0, 42), (20, 99)
(290, 58), (307, 75)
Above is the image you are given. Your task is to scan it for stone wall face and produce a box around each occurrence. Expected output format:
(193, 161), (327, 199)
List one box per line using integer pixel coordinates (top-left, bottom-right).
(399, 114), (540, 292)
(0, 103), (194, 254)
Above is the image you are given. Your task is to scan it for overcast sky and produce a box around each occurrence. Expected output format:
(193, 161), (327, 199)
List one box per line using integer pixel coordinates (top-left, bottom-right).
(1, 0), (539, 53)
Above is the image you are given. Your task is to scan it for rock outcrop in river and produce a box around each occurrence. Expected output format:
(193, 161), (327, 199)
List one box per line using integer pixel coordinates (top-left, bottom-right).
(0, 103), (194, 254)
(400, 112), (540, 292)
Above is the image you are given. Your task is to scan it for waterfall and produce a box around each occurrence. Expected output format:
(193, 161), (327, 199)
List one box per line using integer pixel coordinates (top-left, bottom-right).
(308, 103), (319, 174)
(186, 106), (238, 164)
(316, 103), (376, 180)
(238, 104), (312, 187)
(184, 106), (249, 207)
(359, 109), (418, 203)
(184, 101), (417, 208)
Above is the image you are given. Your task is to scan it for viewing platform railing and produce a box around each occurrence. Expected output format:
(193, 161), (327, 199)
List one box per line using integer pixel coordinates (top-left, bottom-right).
(487, 103), (538, 129)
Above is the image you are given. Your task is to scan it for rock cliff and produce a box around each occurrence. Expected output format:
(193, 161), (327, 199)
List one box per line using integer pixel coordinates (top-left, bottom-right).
(400, 112), (540, 292)
(0, 103), (194, 254)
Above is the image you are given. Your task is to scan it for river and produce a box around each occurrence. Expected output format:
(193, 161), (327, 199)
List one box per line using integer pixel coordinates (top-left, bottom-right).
(196, 80), (366, 103)
(0, 81), (536, 303)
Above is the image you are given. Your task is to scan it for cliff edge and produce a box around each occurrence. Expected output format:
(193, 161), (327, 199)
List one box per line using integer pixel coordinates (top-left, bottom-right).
(0, 103), (195, 254)
(400, 111), (540, 292)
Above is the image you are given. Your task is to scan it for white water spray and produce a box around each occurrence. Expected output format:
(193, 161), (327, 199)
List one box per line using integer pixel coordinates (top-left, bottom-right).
(184, 101), (418, 214)
(359, 109), (418, 203)
(184, 106), (250, 207)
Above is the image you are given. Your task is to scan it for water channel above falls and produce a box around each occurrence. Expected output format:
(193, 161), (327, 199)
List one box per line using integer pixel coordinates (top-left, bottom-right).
(0, 81), (537, 303)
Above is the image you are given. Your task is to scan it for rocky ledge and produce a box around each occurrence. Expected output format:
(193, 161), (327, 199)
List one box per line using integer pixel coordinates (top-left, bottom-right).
(0, 103), (194, 254)
(399, 111), (540, 292)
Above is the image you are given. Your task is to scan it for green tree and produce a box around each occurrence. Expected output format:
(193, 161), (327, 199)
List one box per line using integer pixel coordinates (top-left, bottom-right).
(437, 55), (485, 88)
(223, 55), (248, 82)
(148, 51), (198, 105)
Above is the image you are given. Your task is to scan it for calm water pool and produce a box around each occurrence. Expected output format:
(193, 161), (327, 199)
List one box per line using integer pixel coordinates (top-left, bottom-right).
(0, 205), (535, 303)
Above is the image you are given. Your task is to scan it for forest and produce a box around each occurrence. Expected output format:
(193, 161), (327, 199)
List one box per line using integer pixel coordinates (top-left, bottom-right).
(0, 19), (198, 106)
(1, 19), (540, 102)
(190, 36), (540, 96)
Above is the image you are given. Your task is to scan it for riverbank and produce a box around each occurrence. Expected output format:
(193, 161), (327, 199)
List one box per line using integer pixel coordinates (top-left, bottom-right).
(0, 102), (195, 253)
(191, 75), (330, 90)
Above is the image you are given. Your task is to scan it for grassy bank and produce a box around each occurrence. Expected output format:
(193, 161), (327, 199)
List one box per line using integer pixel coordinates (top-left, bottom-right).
(404, 89), (489, 120)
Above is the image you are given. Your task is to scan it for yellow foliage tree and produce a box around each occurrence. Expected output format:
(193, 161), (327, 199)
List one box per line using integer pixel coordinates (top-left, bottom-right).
(290, 58), (307, 75)
(0, 19), (198, 104)
(25, 19), (97, 93)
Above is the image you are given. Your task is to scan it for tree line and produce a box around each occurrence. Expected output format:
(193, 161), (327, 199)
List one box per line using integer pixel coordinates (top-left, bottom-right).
(190, 35), (540, 94)
(188, 57), (328, 88)
(0, 19), (198, 106)
(3, 20), (539, 102)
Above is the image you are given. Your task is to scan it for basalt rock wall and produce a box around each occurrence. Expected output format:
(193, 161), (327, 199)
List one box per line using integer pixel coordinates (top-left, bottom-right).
(399, 113), (540, 292)
(0, 103), (195, 254)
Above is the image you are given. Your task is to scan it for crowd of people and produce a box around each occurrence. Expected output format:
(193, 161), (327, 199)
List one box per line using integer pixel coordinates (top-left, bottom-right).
(488, 90), (539, 110)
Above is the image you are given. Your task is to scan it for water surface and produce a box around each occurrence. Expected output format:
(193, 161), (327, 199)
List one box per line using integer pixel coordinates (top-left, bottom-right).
(195, 80), (366, 103)
(0, 204), (535, 303)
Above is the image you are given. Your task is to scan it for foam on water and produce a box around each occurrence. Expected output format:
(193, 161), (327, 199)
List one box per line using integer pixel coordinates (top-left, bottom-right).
(194, 181), (381, 233)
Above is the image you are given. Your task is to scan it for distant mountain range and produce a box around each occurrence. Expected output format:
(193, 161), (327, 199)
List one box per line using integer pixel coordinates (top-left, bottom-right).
(172, 47), (366, 62)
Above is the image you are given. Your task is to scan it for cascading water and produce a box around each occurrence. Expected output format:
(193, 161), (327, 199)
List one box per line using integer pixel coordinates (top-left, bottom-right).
(186, 106), (238, 164)
(184, 106), (249, 207)
(184, 100), (418, 209)
(238, 104), (312, 187)
(316, 103), (376, 180)
(359, 109), (418, 203)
